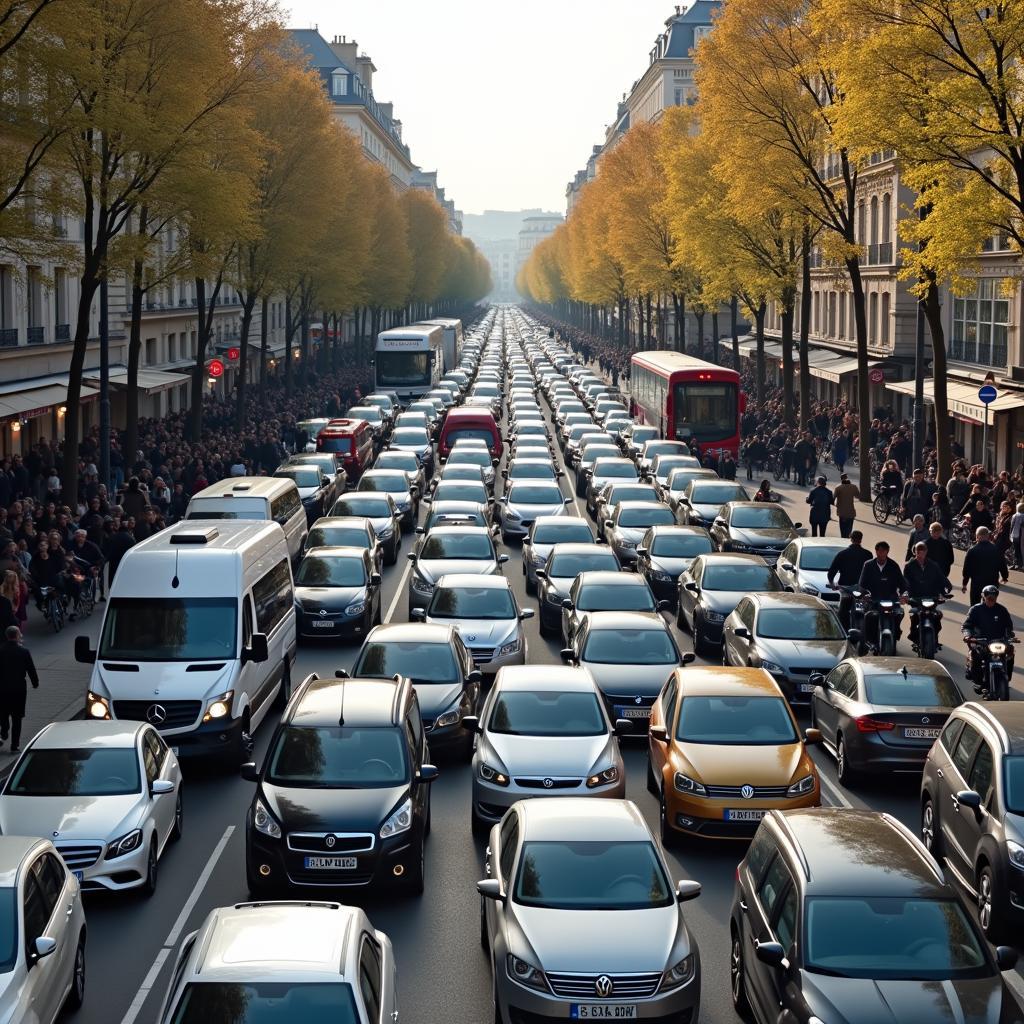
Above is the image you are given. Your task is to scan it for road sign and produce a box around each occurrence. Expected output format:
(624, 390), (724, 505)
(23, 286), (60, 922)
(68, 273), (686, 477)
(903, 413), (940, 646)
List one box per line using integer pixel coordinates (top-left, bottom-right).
(978, 384), (998, 404)
(208, 358), (224, 379)
(227, 346), (240, 361)
(869, 368), (884, 384)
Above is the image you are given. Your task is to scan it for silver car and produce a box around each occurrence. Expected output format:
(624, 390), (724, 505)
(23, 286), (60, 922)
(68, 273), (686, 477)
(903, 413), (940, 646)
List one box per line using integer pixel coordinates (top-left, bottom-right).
(0, 721), (181, 897)
(602, 500), (677, 568)
(676, 479), (751, 528)
(479, 799), (701, 1023)
(660, 467), (718, 509)
(775, 536), (848, 603)
(722, 592), (854, 705)
(445, 445), (497, 490)
(0, 835), (87, 1023)
(357, 468), (418, 532)
(375, 447), (427, 497)
(157, 901), (396, 1024)
(407, 526), (508, 613)
(522, 515), (595, 594)
(498, 481), (570, 542)
(417, 573), (533, 674)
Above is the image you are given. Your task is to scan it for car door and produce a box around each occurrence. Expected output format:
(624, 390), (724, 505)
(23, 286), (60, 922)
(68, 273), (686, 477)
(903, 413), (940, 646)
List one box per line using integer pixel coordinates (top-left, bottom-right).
(649, 675), (679, 789)
(941, 723), (984, 876)
(743, 853), (795, 1024)
(358, 934), (384, 1024)
(949, 733), (995, 888)
(776, 543), (799, 590)
(146, 729), (178, 842)
(405, 702), (429, 824)
(486, 812), (519, 956)
(727, 599), (755, 666)
(679, 560), (701, 628)
(813, 664), (851, 747)
(23, 854), (65, 1024)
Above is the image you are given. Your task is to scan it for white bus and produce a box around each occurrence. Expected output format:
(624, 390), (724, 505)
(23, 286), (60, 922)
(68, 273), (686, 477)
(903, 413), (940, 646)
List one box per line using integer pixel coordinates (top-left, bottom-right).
(419, 317), (463, 373)
(374, 324), (444, 404)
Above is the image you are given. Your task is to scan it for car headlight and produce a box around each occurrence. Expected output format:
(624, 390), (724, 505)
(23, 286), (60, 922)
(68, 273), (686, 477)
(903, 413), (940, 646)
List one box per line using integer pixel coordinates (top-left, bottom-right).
(203, 690), (234, 722)
(530, 552), (546, 567)
(435, 708), (462, 729)
(345, 600), (366, 616)
(411, 573), (433, 594)
(618, 538), (637, 549)
(661, 953), (695, 990)
(105, 829), (143, 860)
(87, 691), (111, 720)
(380, 797), (413, 839)
(507, 954), (548, 992)
(546, 589), (563, 605)
(788, 774), (816, 797)
(674, 771), (707, 796)
(377, 524), (394, 539)
(253, 798), (282, 839)
(702, 609), (725, 623)
(761, 660), (784, 674)
(505, 509), (521, 521)
(800, 584), (820, 596)
(479, 763), (510, 786)
(1007, 839), (1024, 871)
(587, 766), (619, 788)
(650, 570), (673, 582)
(499, 637), (522, 656)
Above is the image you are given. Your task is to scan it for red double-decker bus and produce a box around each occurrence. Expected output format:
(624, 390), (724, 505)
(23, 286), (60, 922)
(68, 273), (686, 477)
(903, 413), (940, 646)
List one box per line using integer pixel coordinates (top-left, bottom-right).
(629, 351), (743, 455)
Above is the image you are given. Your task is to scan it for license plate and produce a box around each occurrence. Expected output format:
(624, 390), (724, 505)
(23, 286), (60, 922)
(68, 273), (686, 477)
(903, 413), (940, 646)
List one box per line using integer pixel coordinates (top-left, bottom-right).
(571, 1006), (637, 1020)
(904, 727), (940, 739)
(303, 856), (357, 870)
(799, 683), (816, 693)
(73, 870), (83, 882)
(725, 809), (767, 822)
(310, 620), (336, 628)
(619, 707), (651, 719)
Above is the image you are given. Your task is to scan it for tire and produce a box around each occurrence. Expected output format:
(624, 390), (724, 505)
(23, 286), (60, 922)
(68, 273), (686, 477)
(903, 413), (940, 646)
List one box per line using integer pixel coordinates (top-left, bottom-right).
(977, 863), (1008, 943)
(479, 895), (489, 950)
(524, 575), (536, 597)
(991, 666), (1008, 701)
(836, 734), (858, 788)
(921, 795), (942, 858)
(273, 659), (292, 711)
(676, 604), (688, 632)
(730, 931), (752, 1020)
(170, 790), (183, 843)
(471, 808), (490, 837)
(65, 933), (86, 1011)
(373, 599), (382, 627)
(692, 617), (707, 656)
(920, 624), (937, 661)
(140, 839), (158, 898)
(403, 836), (425, 896)
(872, 495), (890, 524)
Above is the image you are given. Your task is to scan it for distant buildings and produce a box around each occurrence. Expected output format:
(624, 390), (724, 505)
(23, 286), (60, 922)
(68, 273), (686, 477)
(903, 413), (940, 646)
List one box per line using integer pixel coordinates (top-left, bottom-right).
(464, 210), (563, 301)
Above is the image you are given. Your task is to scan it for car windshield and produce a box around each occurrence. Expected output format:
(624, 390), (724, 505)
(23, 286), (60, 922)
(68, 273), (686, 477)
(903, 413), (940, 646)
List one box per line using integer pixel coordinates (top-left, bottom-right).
(391, 429), (429, 447)
(185, 507), (264, 521)
(421, 534), (494, 560)
(434, 483), (487, 503)
(348, 407), (381, 424)
(378, 453), (419, 472)
(667, 470), (713, 490)
(653, 457), (694, 476)
(447, 428), (495, 446)
(581, 628), (677, 665)
(676, 696), (798, 744)
(731, 507), (793, 529)
(318, 435), (352, 453)
(651, 534), (713, 558)
(756, 607), (845, 640)
(804, 898), (990, 980)
(99, 597), (237, 661)
(295, 556), (365, 587)
(488, 690), (606, 736)
(359, 475), (407, 494)
(267, 726), (406, 788)
(863, 673), (963, 708)
(429, 586), (515, 620)
(533, 522), (593, 544)
(274, 468), (320, 488)
(0, 889), (13, 973)
(510, 485), (562, 505)
(1006, 757), (1024, 814)
(169, 978), (358, 1017)
(514, 841), (672, 911)
(619, 507), (674, 528)
(7, 747), (141, 795)
(374, 350), (429, 386)
(594, 462), (634, 478)
(690, 483), (748, 504)
(645, 443), (685, 459)
(449, 450), (490, 468)
(333, 496), (390, 517)
(307, 527), (369, 551)
(577, 582), (656, 612)
(510, 464), (555, 480)
(606, 486), (656, 505)
(701, 565), (782, 592)
(799, 546), (846, 570)
(354, 641), (458, 683)
(515, 423), (545, 435)
(549, 551), (619, 577)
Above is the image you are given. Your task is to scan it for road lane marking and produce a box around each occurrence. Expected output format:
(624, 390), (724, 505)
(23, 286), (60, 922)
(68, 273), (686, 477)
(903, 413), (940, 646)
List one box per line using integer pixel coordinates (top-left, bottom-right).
(119, 825), (235, 1024)
(385, 555), (414, 623)
(818, 770), (853, 809)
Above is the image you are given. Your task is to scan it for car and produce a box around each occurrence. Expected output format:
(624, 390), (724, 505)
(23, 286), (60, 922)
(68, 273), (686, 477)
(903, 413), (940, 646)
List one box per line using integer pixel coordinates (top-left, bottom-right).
(363, 391), (398, 428)
(429, 463), (488, 494)
(293, 546), (382, 640)
(811, 656), (963, 785)
(644, 454), (702, 491)
(920, 701), (1024, 942)
(243, 673), (437, 895)
(445, 445), (497, 490)
(386, 426), (435, 477)
(480, 799), (701, 1024)
(0, 720), (181, 896)
(357, 469), (418, 532)
(659, 467), (718, 509)
(304, 515), (384, 573)
(602, 500), (677, 568)
(648, 666), (822, 843)
(638, 439), (692, 476)
(622, 423), (660, 460)
(710, 501), (803, 562)
(498, 481), (570, 542)
(634, 524), (714, 606)
(677, 553), (786, 654)
(330, 493), (401, 564)
(592, 480), (660, 523)
(562, 611), (687, 727)
(722, 593), (854, 706)
(428, 479), (494, 524)
(416, 573), (533, 675)
(0, 835), (86, 1022)
(420, 499), (494, 534)
(561, 569), (666, 647)
(467, 665), (628, 832)
(156, 901), (397, 1023)
(730, 808), (1023, 1024)
(351, 622), (482, 756)
(281, 451), (348, 492)
(346, 404), (387, 445)
(375, 447), (427, 498)
(407, 525), (507, 613)
(575, 442), (623, 492)
(584, 456), (639, 515)
(774, 536), (848, 602)
(675, 479), (752, 528)
(521, 515), (595, 595)
(502, 458), (562, 490)
(535, 543), (621, 637)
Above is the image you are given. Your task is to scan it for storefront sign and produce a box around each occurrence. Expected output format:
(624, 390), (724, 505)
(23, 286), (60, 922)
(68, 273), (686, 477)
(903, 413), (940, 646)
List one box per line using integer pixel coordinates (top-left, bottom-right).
(227, 347), (240, 361)
(208, 358), (224, 378)
(869, 368), (885, 384)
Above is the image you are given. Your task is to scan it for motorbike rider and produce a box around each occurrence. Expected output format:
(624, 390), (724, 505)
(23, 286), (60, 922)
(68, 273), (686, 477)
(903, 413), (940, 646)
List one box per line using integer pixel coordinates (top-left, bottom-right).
(827, 530), (872, 631)
(903, 541), (949, 649)
(857, 540), (907, 650)
(962, 584), (1016, 696)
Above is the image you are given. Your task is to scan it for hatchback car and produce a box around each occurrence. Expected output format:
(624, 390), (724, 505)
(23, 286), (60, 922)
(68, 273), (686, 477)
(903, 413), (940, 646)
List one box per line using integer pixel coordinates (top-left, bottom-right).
(420, 499), (493, 534)
(535, 543), (621, 637)
(660, 467), (718, 510)
(304, 515), (383, 572)
(273, 464), (335, 523)
(157, 901), (396, 1023)
(592, 480), (660, 523)
(468, 665), (627, 831)
(648, 666), (821, 843)
(293, 546), (382, 640)
(445, 445), (497, 490)
(622, 423), (660, 460)
(584, 456), (638, 515)
(282, 451), (348, 491)
(561, 569), (666, 647)
(498, 481), (570, 542)
(522, 515), (594, 594)
(775, 536), (848, 603)
(243, 673), (437, 895)
(602, 500), (677, 567)
(676, 479), (751, 528)
(407, 526), (507, 613)
(480, 799), (701, 1024)
(635, 525), (714, 606)
(375, 447), (427, 497)
(330, 493), (401, 564)
(711, 501), (803, 563)
(357, 469), (418, 532)
(638, 439), (692, 476)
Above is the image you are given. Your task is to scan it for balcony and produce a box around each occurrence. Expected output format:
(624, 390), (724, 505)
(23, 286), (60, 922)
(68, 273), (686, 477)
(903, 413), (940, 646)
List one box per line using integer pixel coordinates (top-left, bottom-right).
(878, 241), (893, 263)
(0, 328), (17, 348)
(55, 323), (70, 342)
(26, 326), (45, 345)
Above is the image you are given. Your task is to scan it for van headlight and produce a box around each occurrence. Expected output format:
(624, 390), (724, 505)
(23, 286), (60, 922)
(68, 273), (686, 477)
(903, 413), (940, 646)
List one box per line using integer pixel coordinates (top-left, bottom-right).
(106, 829), (143, 860)
(661, 954), (695, 990)
(380, 797), (413, 838)
(253, 798), (281, 839)
(203, 690), (234, 722)
(788, 774), (816, 797)
(87, 691), (111, 720)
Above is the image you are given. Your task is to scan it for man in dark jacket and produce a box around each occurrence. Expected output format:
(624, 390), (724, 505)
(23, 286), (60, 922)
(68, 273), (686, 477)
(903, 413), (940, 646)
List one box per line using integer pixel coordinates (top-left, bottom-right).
(858, 541), (907, 648)
(962, 585), (1016, 692)
(925, 521), (955, 579)
(901, 467), (936, 519)
(105, 521), (136, 582)
(961, 526), (1008, 605)
(794, 433), (817, 487)
(805, 477), (833, 537)
(904, 541), (949, 648)
(121, 477), (148, 521)
(0, 626), (39, 752)
(827, 530), (873, 630)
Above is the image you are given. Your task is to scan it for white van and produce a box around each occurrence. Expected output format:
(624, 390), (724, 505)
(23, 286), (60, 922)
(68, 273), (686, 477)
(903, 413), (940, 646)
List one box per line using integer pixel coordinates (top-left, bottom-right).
(75, 522), (297, 766)
(184, 476), (307, 563)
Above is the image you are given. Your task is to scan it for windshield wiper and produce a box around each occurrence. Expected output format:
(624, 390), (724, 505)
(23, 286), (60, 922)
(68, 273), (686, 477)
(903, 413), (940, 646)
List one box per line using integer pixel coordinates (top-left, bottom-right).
(805, 966), (851, 978)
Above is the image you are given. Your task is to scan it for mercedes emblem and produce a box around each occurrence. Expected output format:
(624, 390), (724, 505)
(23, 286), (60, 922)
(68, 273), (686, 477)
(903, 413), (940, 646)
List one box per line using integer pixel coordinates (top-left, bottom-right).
(325, 835), (336, 849)
(740, 784), (755, 800)
(319, 609), (328, 617)
(543, 778), (554, 789)
(634, 695), (643, 705)
(146, 704), (167, 726)
(595, 975), (614, 998)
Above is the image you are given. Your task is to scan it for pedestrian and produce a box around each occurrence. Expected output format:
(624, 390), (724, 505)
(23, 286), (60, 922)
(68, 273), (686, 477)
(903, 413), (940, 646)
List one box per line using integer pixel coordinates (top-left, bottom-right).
(0, 572), (16, 633)
(901, 467), (936, 519)
(905, 514), (929, 560)
(1011, 501), (1024, 570)
(833, 473), (858, 538)
(925, 522), (955, 581)
(962, 526), (1009, 606)
(753, 479), (773, 502)
(806, 476), (834, 537)
(795, 433), (816, 487)
(105, 518), (136, 583)
(121, 476), (147, 521)
(0, 625), (38, 752)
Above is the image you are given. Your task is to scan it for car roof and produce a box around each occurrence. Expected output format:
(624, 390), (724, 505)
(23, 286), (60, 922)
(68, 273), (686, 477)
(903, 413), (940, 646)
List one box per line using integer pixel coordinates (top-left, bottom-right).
(583, 610), (667, 630)
(364, 622), (455, 644)
(0, 836), (48, 885)
(790, 536), (846, 548)
(649, 525), (709, 537)
(518, 797), (652, 843)
(850, 656), (952, 679)
(32, 720), (144, 748)
(302, 545), (367, 560)
(494, 665), (598, 693)
(310, 517), (370, 530)
(695, 553), (771, 566)
(749, 592), (828, 610)
(577, 570), (647, 585)
(958, 701), (1024, 755)
(425, 525), (491, 538)
(549, 542), (609, 556)
(616, 500), (671, 513)
(532, 515), (587, 528)
(435, 573), (510, 590)
(291, 675), (403, 728)
(673, 665), (780, 696)
(725, 500), (785, 511)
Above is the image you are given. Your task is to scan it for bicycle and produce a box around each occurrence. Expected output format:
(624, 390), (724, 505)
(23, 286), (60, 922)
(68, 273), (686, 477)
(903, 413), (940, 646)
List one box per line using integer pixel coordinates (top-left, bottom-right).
(872, 486), (907, 526)
(38, 586), (65, 633)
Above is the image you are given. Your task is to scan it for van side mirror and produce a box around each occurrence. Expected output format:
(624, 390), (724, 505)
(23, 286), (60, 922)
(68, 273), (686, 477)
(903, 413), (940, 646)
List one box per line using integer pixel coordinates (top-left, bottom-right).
(74, 635), (96, 664)
(243, 633), (269, 664)
(150, 779), (174, 796)
(519, 608), (535, 620)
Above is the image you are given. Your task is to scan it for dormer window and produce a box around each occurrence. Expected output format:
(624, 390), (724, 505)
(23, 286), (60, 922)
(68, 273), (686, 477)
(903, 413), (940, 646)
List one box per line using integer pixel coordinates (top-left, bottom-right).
(331, 70), (347, 97)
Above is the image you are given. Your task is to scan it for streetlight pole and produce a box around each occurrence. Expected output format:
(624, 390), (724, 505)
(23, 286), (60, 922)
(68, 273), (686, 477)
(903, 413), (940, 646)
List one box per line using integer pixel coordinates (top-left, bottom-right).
(912, 202), (927, 472)
(99, 275), (111, 493)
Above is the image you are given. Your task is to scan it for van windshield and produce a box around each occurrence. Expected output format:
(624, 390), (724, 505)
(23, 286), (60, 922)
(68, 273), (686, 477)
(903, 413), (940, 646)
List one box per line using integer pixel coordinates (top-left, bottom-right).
(99, 597), (238, 661)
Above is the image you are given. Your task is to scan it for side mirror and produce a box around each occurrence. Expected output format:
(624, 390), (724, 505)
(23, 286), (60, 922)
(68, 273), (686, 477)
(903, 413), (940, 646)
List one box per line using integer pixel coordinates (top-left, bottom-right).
(414, 526), (424, 534)
(462, 715), (480, 733)
(74, 635), (96, 664)
(561, 598), (573, 610)
(498, 554), (509, 564)
(809, 672), (825, 687)
(734, 627), (750, 639)
(780, 561), (795, 572)
(614, 718), (633, 735)
(370, 572), (382, 586)
(240, 762), (260, 782)
(468, 669), (483, 683)
(846, 628), (861, 643)
(519, 608), (535, 620)
(535, 569), (548, 580)
(656, 600), (670, 612)
(804, 728), (823, 746)
(31, 936), (56, 964)
(956, 789), (982, 811)
(649, 724), (668, 742)
(636, 546), (648, 556)
(793, 522), (803, 530)
(335, 669), (350, 678)
(996, 946), (1019, 971)
(410, 608), (426, 622)
(150, 779), (175, 796)
(417, 764), (439, 782)
(604, 520), (614, 529)
(563, 497), (571, 504)
(755, 940), (787, 969)
(681, 652), (696, 665)
(407, 551), (417, 561)
(675, 879), (702, 903)
(243, 633), (269, 664)
(560, 648), (576, 665)
(684, 581), (699, 592)
(477, 878), (504, 902)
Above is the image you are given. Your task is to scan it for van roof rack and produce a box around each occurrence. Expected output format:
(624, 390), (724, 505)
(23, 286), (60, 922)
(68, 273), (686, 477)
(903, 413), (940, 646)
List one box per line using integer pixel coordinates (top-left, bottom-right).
(170, 527), (219, 545)
(231, 483), (252, 491)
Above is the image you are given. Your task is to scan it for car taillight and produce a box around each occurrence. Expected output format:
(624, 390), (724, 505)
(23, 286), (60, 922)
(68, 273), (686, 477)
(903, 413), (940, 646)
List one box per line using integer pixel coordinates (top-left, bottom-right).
(855, 716), (895, 733)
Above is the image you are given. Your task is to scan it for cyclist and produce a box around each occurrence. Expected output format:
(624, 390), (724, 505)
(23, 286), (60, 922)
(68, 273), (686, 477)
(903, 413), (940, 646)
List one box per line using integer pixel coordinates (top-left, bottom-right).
(962, 585), (1016, 696)
(70, 529), (105, 602)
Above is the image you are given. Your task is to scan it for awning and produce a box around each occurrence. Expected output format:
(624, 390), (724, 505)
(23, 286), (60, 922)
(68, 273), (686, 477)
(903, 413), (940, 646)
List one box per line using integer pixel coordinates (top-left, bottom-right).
(885, 378), (1024, 424)
(82, 368), (190, 395)
(736, 338), (783, 360)
(810, 355), (881, 384)
(0, 383), (98, 421)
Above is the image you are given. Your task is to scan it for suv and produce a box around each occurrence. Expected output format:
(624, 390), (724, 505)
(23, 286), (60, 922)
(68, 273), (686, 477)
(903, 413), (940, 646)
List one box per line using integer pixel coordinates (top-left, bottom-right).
(731, 808), (1022, 1023)
(920, 701), (1024, 942)
(242, 673), (437, 896)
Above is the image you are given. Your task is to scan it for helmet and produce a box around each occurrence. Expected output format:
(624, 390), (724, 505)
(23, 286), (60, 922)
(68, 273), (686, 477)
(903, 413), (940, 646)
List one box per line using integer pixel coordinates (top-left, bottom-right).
(982, 585), (999, 598)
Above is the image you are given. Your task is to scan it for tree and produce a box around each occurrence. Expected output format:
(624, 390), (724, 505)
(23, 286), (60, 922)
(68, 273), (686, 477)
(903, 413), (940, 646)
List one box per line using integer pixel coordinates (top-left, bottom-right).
(401, 188), (449, 319)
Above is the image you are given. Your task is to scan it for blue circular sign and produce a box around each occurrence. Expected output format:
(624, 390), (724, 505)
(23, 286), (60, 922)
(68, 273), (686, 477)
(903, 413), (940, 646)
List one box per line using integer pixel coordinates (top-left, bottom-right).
(978, 384), (998, 404)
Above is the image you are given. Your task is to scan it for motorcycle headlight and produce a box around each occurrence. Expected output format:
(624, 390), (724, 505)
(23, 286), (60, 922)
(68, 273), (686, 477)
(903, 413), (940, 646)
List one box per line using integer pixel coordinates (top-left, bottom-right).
(253, 798), (281, 839)
(203, 690), (234, 722)
(800, 584), (820, 596)
(661, 953), (695, 990)
(761, 660), (784, 674)
(674, 771), (707, 796)
(990, 642), (1007, 655)
(479, 762), (510, 786)
(345, 601), (366, 616)
(507, 954), (548, 992)
(703, 609), (725, 623)
(1007, 839), (1024, 871)
(587, 765), (619, 788)
(435, 708), (462, 729)
(105, 828), (143, 860)
(788, 774), (816, 796)
(411, 573), (433, 594)
(87, 691), (111, 720)
(380, 796), (413, 839)
(499, 637), (522, 656)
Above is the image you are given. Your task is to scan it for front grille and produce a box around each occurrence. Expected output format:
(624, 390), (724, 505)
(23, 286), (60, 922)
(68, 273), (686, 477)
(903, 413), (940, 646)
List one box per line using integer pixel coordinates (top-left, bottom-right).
(603, 694), (656, 705)
(55, 843), (103, 870)
(546, 972), (663, 999)
(704, 784), (789, 798)
(789, 668), (832, 677)
(286, 832), (375, 854)
(514, 778), (581, 790)
(470, 647), (496, 663)
(511, 1011), (690, 1024)
(113, 700), (202, 730)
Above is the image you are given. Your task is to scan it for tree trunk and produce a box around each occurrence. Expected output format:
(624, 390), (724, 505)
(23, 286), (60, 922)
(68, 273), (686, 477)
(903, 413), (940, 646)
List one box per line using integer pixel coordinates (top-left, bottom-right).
(679, 293), (686, 352)
(236, 295), (256, 432)
(755, 302), (767, 406)
(730, 296), (740, 368)
(712, 311), (720, 363)
(188, 277), (209, 443)
(123, 257), (144, 468)
(258, 295), (268, 408)
(673, 293), (683, 351)
(695, 311), (705, 359)
(284, 293), (294, 396)
(799, 227), (812, 428)
(847, 257), (872, 501)
(645, 293), (653, 348)
(300, 311), (310, 384)
(922, 274), (952, 483)
(781, 292), (796, 426)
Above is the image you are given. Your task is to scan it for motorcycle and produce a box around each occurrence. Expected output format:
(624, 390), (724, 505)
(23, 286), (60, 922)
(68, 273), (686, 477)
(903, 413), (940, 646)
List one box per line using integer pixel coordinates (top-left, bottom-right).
(910, 596), (943, 660)
(968, 635), (1018, 701)
(873, 598), (901, 656)
(839, 585), (869, 652)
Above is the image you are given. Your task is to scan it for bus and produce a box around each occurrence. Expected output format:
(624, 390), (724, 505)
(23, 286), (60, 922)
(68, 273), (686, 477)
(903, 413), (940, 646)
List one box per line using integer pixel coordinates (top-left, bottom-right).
(419, 317), (463, 373)
(629, 350), (743, 456)
(374, 325), (444, 404)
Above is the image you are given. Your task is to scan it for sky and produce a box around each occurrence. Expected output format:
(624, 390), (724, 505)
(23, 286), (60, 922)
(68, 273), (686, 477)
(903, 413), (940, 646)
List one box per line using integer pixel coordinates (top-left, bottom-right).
(284, 0), (679, 215)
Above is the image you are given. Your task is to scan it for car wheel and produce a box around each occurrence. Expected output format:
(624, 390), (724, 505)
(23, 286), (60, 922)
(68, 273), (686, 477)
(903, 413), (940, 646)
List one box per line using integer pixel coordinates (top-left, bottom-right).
(493, 970), (505, 1024)
(921, 795), (942, 858)
(730, 931), (752, 1019)
(646, 757), (659, 796)
(65, 932), (86, 1010)
(977, 863), (1007, 942)
(836, 734), (858, 787)
(692, 618), (706, 656)
(403, 836), (425, 896)
(140, 838), (158, 898)
(170, 790), (183, 843)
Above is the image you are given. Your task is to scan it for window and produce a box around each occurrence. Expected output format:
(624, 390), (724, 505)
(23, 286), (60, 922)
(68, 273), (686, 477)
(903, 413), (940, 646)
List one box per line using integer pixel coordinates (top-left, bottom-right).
(40, 854), (66, 908)
(857, 200), (866, 244)
(869, 195), (879, 247)
(252, 559), (292, 635)
(940, 717), (965, 754)
(881, 292), (891, 345)
(142, 739), (158, 785)
(881, 193), (892, 246)
(405, 706), (424, 757)
(775, 885), (798, 951)
(951, 278), (1009, 367)
(968, 742), (994, 803)
(869, 293), (879, 345)
(22, 873), (49, 951)
(745, 830), (777, 886)
(145, 729), (167, 772)
(270, 487), (301, 524)
(951, 723), (982, 778)
(838, 293), (846, 339)
(242, 597), (253, 648)
(498, 812), (519, 882)
(662, 679), (679, 731)
(757, 854), (792, 920)
(358, 937), (382, 1023)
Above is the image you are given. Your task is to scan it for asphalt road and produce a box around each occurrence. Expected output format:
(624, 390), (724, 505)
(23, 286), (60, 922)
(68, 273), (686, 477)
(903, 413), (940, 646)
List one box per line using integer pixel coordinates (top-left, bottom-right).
(64, 323), (1024, 1024)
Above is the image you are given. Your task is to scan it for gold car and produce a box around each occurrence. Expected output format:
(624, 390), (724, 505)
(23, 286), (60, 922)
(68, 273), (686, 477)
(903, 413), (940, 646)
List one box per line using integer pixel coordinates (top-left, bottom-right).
(648, 666), (822, 842)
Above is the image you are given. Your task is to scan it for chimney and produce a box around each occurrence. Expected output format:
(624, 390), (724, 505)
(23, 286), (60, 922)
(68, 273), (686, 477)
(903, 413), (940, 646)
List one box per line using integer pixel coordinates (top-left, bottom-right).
(356, 51), (376, 91)
(329, 35), (358, 71)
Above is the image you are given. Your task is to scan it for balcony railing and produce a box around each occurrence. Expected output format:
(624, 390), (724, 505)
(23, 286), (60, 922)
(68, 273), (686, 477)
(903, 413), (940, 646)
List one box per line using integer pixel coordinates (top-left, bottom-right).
(26, 326), (45, 345)
(0, 328), (17, 347)
(878, 241), (893, 263)
(55, 323), (70, 342)
(949, 336), (1008, 368)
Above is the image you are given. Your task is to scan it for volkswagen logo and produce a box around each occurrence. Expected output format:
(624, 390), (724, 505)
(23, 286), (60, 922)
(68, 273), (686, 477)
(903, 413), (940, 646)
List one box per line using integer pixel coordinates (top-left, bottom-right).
(595, 975), (614, 998)
(325, 835), (336, 849)
(634, 695), (643, 705)
(921, 716), (930, 724)
(740, 784), (755, 800)
(146, 704), (167, 726)
(319, 609), (328, 617)
(543, 778), (554, 789)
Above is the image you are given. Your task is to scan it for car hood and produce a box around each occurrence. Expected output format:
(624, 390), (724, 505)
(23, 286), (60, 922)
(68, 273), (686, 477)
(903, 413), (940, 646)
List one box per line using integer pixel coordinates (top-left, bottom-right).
(484, 733), (614, 777)
(261, 783), (407, 834)
(411, 681), (466, 718)
(0, 793), (143, 842)
(755, 637), (850, 665)
(801, 973), (1015, 1024)
(699, 589), (754, 615)
(793, 568), (837, 595)
(584, 661), (676, 696)
(418, 559), (497, 583)
(296, 485), (320, 500)
(294, 585), (365, 610)
(729, 527), (794, 545)
(427, 618), (517, 648)
(508, 502), (564, 518)
(677, 742), (806, 786)
(690, 502), (728, 519)
(367, 515), (394, 534)
(650, 556), (694, 576)
(614, 527), (649, 544)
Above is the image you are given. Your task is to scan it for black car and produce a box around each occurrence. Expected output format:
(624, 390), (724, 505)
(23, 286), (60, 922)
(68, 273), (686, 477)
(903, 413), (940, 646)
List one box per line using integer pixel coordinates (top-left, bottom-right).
(293, 546), (382, 640)
(635, 525), (713, 606)
(273, 464), (335, 523)
(243, 673), (438, 896)
(731, 807), (1023, 1024)
(535, 542), (619, 637)
(304, 515), (384, 573)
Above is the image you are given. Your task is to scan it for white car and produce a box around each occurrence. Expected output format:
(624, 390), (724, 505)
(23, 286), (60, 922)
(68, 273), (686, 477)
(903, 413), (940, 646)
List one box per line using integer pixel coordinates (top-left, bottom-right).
(0, 835), (86, 1023)
(0, 721), (182, 896)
